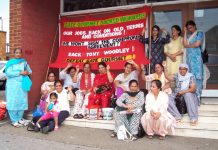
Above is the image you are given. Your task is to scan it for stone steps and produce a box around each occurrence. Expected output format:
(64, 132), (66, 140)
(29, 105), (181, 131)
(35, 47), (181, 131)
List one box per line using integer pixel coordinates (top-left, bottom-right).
(64, 97), (218, 139)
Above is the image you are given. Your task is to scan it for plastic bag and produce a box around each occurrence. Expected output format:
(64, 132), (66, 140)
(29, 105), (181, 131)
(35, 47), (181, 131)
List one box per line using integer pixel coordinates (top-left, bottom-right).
(0, 101), (6, 120)
(32, 106), (44, 118)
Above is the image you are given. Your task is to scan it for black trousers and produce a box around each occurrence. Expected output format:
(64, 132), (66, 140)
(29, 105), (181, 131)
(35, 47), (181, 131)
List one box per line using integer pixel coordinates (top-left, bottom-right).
(38, 110), (69, 132)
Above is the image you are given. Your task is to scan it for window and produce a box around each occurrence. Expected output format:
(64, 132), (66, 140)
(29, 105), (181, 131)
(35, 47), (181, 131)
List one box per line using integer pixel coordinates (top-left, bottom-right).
(63, 0), (145, 12)
(195, 7), (218, 85)
(153, 11), (182, 33)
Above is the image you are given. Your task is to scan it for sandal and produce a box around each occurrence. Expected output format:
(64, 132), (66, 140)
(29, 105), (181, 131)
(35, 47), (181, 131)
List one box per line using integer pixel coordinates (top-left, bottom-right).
(147, 135), (153, 139)
(11, 122), (21, 128)
(73, 114), (79, 119)
(78, 114), (84, 119)
(176, 119), (181, 123)
(190, 120), (198, 126)
(159, 136), (165, 140)
(110, 132), (117, 137)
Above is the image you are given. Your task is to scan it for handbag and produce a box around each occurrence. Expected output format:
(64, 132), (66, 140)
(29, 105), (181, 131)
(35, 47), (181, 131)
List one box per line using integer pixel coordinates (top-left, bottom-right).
(96, 85), (111, 94)
(175, 95), (187, 114)
(201, 49), (209, 63)
(197, 32), (209, 63)
(137, 123), (145, 138)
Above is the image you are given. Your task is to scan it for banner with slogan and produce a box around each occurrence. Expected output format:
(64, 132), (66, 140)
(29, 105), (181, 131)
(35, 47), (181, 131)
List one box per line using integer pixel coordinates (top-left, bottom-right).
(49, 6), (151, 69)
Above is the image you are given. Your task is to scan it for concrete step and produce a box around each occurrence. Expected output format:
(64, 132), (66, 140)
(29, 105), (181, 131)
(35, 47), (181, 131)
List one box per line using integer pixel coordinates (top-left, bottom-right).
(181, 115), (218, 124)
(174, 128), (218, 139)
(198, 104), (218, 111)
(64, 117), (114, 130)
(64, 116), (218, 139)
(201, 97), (218, 105)
(177, 122), (218, 130)
(198, 110), (218, 117)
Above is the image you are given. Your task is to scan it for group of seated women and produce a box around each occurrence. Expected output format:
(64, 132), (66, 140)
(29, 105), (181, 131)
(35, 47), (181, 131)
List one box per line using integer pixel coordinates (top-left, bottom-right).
(29, 58), (199, 139)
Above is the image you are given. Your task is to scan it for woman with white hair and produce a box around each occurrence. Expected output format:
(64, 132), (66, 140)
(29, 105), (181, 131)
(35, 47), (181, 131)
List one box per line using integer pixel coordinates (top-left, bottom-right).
(164, 63), (198, 126)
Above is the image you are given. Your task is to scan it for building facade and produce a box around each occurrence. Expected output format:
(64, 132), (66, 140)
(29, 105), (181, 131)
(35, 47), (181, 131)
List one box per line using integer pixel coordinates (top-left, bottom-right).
(10, 0), (218, 110)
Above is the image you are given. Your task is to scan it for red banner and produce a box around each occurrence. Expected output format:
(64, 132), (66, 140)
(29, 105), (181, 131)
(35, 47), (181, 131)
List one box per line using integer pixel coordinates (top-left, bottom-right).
(50, 6), (150, 69)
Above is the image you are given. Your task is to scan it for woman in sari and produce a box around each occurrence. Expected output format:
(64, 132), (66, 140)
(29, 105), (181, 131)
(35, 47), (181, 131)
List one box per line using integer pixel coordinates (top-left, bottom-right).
(111, 80), (144, 140)
(73, 62), (95, 119)
(139, 25), (170, 73)
(183, 20), (204, 101)
(141, 80), (176, 140)
(5, 48), (32, 127)
(141, 63), (172, 94)
(164, 25), (184, 75)
(88, 62), (115, 108)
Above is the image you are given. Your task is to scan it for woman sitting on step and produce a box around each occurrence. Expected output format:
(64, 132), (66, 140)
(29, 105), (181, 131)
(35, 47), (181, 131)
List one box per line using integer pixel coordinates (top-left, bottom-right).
(111, 80), (144, 140)
(141, 80), (176, 140)
(72, 63), (95, 119)
(164, 63), (199, 126)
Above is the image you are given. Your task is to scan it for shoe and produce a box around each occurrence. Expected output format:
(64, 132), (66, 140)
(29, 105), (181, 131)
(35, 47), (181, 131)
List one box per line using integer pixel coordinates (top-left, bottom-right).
(78, 114), (84, 119)
(159, 136), (165, 140)
(34, 126), (40, 132)
(110, 132), (117, 138)
(73, 114), (79, 119)
(41, 126), (49, 134)
(18, 118), (30, 126)
(27, 122), (35, 129)
(147, 135), (153, 139)
(11, 122), (21, 128)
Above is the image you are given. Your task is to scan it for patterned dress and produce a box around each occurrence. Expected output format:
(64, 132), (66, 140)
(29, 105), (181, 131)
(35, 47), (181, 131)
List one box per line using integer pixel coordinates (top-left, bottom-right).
(139, 35), (170, 73)
(114, 91), (144, 135)
(186, 31), (204, 99)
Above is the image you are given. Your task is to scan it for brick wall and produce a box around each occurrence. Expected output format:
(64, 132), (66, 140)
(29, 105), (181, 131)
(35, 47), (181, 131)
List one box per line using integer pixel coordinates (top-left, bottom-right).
(10, 0), (60, 110)
(0, 31), (6, 60)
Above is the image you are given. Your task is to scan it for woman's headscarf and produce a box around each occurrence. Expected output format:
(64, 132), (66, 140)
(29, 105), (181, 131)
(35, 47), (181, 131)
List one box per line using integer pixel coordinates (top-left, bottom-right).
(178, 63), (193, 90)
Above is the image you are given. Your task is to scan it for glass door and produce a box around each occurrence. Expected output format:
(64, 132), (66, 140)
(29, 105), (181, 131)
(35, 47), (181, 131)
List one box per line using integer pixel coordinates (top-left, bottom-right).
(194, 7), (218, 89)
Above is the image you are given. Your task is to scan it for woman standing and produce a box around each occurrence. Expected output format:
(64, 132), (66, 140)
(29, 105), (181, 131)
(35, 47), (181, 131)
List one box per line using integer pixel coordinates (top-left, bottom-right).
(88, 62), (115, 108)
(141, 80), (176, 140)
(5, 48), (32, 127)
(183, 20), (204, 101)
(139, 25), (170, 73)
(164, 25), (184, 75)
(73, 63), (95, 119)
(111, 80), (144, 140)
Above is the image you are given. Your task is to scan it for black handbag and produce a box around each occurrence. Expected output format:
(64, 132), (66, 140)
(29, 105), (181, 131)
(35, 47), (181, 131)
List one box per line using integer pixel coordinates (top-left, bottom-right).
(175, 95), (187, 114)
(197, 32), (209, 63)
(96, 85), (111, 94)
(137, 123), (145, 138)
(201, 49), (209, 63)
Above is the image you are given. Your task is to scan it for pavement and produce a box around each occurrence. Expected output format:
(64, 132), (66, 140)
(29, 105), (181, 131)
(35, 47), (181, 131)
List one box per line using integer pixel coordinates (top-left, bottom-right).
(1, 90), (218, 150)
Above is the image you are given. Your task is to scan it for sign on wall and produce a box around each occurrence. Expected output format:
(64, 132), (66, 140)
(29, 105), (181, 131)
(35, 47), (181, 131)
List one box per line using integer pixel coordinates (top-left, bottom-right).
(50, 6), (150, 69)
